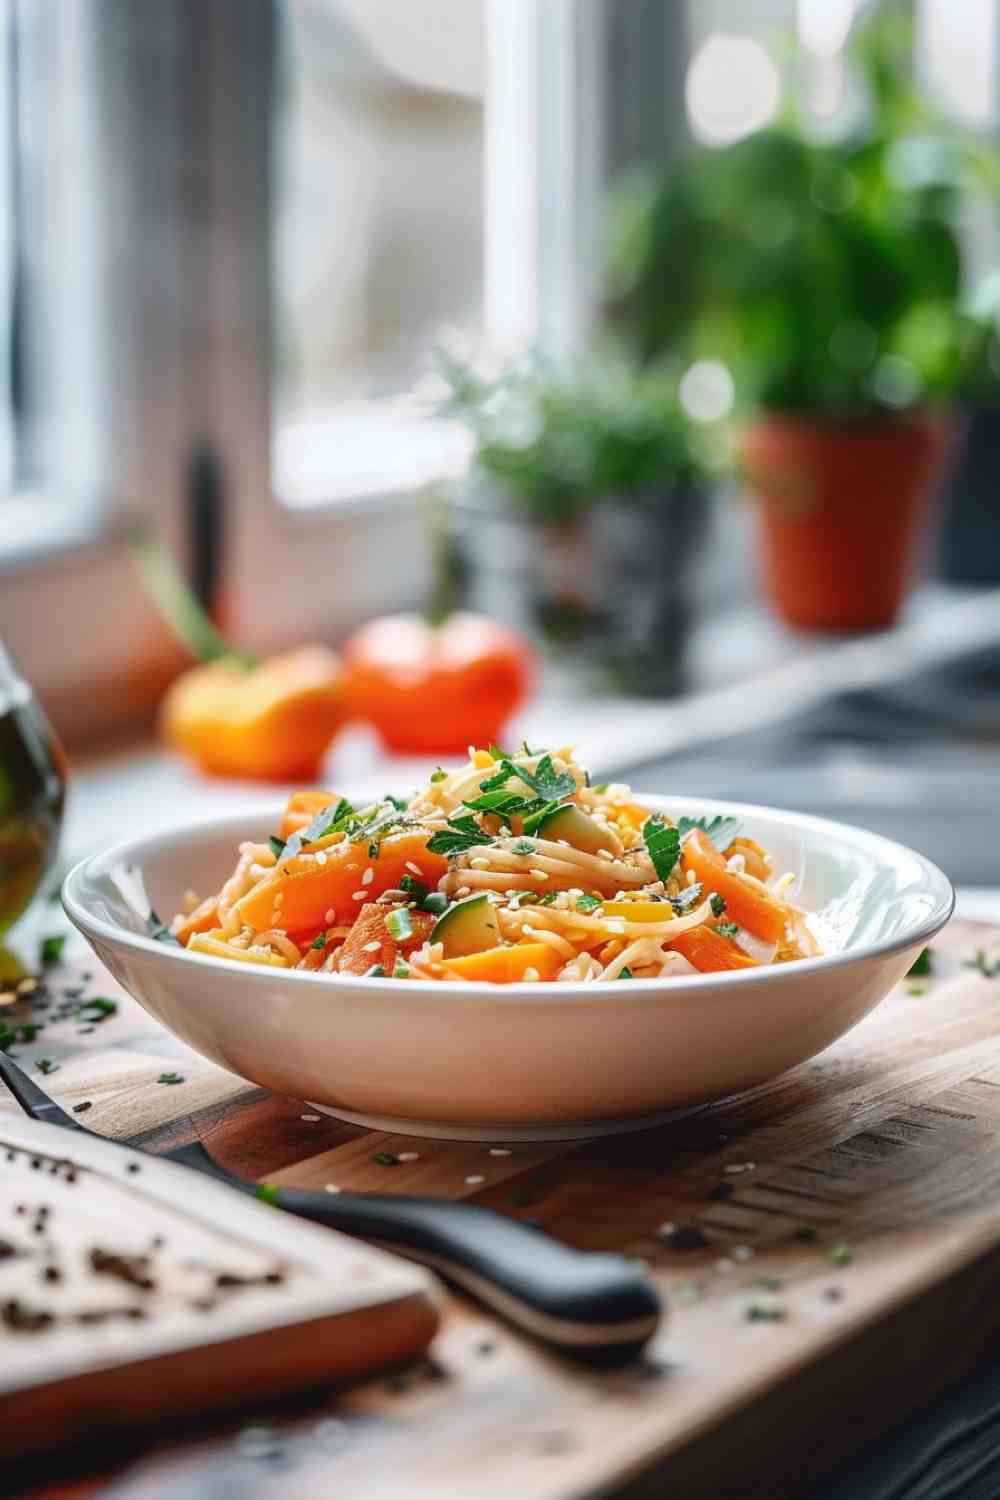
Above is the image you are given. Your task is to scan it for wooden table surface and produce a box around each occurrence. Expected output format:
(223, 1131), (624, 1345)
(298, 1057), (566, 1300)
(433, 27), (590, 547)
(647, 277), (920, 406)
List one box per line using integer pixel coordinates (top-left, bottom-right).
(4, 900), (1000, 1500)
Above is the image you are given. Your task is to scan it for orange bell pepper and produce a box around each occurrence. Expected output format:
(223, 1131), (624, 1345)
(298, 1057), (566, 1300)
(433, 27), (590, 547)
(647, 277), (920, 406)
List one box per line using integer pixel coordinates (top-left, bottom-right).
(236, 831), (448, 939)
(441, 943), (563, 983)
(668, 925), (759, 973)
(174, 894), (221, 946)
(161, 645), (347, 781)
(280, 790), (340, 840)
(681, 828), (788, 945)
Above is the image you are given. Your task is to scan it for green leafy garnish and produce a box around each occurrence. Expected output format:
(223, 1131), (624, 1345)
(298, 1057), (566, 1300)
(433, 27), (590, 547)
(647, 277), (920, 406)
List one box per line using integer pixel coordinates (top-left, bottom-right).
(427, 816), (494, 857)
(373, 1151), (399, 1166)
(511, 839), (535, 856)
(488, 743), (507, 759)
(907, 948), (932, 976)
(575, 894), (602, 913)
(521, 799), (561, 835)
(642, 816), (681, 884)
(592, 783), (609, 795)
(671, 883), (704, 916)
(385, 908), (413, 943)
(367, 841), (381, 859)
(157, 1072), (185, 1086)
(965, 949), (1000, 979)
(311, 933), (327, 950)
(268, 835), (286, 859)
(40, 935), (66, 968)
(422, 892), (448, 916)
(386, 795), (409, 812)
(393, 959), (411, 978)
(754, 1275), (784, 1292)
(255, 1182), (281, 1205)
(676, 815), (741, 852)
(430, 768), (448, 783)
(364, 964), (386, 978)
(281, 797), (356, 862)
(710, 893), (726, 918)
(795, 1225), (818, 1243)
(511, 754), (576, 802)
(146, 910), (181, 946)
(715, 921), (739, 939)
(36, 1058), (59, 1075)
(537, 892), (559, 906)
(745, 1303), (786, 1323)
(75, 997), (118, 1024)
(462, 788), (545, 827)
(507, 891), (541, 910)
(907, 982), (928, 996)
(619, 966), (634, 979)
(827, 1241), (854, 1267)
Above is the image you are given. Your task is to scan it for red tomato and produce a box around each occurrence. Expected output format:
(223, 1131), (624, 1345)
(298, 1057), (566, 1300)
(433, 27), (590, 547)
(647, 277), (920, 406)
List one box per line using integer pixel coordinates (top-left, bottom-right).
(342, 612), (534, 755)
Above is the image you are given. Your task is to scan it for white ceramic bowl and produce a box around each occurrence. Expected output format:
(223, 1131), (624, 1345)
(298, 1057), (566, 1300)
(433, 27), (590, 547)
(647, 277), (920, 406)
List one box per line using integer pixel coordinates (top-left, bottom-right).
(63, 798), (953, 1140)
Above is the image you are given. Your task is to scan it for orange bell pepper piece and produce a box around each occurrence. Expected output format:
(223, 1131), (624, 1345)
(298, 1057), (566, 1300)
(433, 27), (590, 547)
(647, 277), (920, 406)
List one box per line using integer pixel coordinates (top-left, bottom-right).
(668, 924), (759, 973)
(236, 831), (448, 939)
(681, 828), (788, 945)
(336, 903), (436, 976)
(161, 645), (347, 782)
(174, 894), (221, 945)
(441, 943), (563, 983)
(280, 790), (340, 840)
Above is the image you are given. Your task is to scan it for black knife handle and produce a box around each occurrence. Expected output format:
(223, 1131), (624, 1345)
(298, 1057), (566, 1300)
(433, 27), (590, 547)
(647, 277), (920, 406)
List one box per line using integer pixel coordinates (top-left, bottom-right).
(270, 1187), (662, 1363)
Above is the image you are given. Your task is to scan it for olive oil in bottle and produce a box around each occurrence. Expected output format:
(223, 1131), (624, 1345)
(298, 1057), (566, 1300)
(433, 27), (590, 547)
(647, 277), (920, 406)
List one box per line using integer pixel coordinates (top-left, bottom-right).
(0, 657), (67, 935)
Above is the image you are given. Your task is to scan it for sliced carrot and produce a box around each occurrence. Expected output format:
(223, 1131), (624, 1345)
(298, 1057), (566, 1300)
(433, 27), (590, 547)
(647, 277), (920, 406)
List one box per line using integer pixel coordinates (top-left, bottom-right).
(668, 925), (758, 973)
(336, 903), (436, 976)
(279, 790), (340, 840)
(174, 894), (220, 945)
(441, 942), (563, 983)
(682, 828), (788, 945)
(235, 831), (448, 939)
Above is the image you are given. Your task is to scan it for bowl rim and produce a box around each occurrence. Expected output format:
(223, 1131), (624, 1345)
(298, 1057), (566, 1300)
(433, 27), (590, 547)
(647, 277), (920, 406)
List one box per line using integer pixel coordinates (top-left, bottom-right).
(62, 794), (955, 1001)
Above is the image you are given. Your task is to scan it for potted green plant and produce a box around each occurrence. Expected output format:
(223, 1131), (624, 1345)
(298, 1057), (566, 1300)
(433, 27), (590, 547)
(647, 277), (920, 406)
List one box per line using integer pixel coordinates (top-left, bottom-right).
(607, 5), (992, 631)
(440, 352), (710, 694)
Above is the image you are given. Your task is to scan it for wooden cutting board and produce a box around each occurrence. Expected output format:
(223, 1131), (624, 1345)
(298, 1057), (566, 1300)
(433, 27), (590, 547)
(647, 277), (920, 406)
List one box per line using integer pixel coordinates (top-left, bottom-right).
(0, 1115), (439, 1461)
(4, 908), (1000, 1499)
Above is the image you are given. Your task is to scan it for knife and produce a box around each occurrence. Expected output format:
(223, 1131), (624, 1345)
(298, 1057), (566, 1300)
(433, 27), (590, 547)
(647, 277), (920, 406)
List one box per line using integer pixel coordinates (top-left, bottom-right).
(0, 1051), (661, 1362)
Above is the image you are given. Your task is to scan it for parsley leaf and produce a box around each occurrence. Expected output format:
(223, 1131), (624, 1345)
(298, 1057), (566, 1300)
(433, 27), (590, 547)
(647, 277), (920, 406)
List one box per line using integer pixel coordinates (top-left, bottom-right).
(393, 958), (411, 978)
(512, 755), (577, 802)
(157, 1072), (185, 1086)
(677, 815), (741, 852)
(907, 947), (932, 977)
(426, 816), (494, 857)
(281, 797), (356, 862)
(642, 816), (681, 884)
(507, 890), (540, 909)
(422, 892), (448, 916)
(511, 838), (535, 856)
(75, 996), (118, 1024)
(462, 788), (545, 826)
(671, 883), (704, 916)
(521, 799), (561, 835)
(36, 1058), (59, 1075)
(385, 908), (413, 943)
(40, 935), (66, 968)
(311, 933), (326, 950)
(575, 893), (602, 913)
(710, 893), (726, 917)
(386, 795), (409, 811)
(715, 921), (739, 939)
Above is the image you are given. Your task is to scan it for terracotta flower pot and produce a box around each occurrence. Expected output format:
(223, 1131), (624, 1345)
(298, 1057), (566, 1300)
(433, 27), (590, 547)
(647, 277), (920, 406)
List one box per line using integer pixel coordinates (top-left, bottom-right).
(740, 412), (951, 631)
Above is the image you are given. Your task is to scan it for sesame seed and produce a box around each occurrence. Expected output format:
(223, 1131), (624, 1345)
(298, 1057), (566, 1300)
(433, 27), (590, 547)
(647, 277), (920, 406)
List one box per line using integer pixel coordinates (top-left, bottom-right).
(325, 908), (336, 925)
(361, 868), (374, 887)
(456, 886), (472, 898)
(397, 1151), (420, 1162)
(469, 857), (490, 870)
(715, 1257), (734, 1273)
(362, 940), (381, 954)
(352, 890), (367, 901)
(732, 1245), (755, 1262)
(723, 1162), (756, 1175)
(489, 1148), (512, 1157)
(405, 862), (423, 877)
(324, 1183), (341, 1194)
(523, 968), (540, 982)
(465, 1175), (485, 1185)
(530, 869), (549, 882)
(301, 1113), (320, 1122)
(597, 849), (614, 862)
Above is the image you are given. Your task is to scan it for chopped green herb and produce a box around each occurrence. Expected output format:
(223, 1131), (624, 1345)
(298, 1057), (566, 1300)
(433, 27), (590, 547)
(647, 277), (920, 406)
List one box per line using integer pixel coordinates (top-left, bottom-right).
(281, 797), (356, 861)
(827, 1241), (854, 1268)
(74, 997), (118, 1024)
(671, 883), (704, 916)
(715, 921), (740, 940)
(386, 795), (408, 812)
(795, 1225), (818, 1243)
(576, 894), (602, 913)
(521, 799), (562, 835)
(157, 1072), (185, 1086)
(463, 788), (549, 828)
(36, 1058), (59, 1075)
(367, 840), (381, 859)
(393, 959), (411, 978)
(385, 908), (413, 943)
(430, 768), (447, 783)
(965, 948), (1000, 979)
(426, 816), (495, 857)
(907, 947), (932, 977)
(507, 891), (540, 910)
(40, 935), (66, 968)
(511, 839), (535, 856)
(592, 783), (609, 795)
(488, 743), (507, 760)
(146, 910), (181, 946)
(373, 1151), (399, 1166)
(256, 1183), (280, 1205)
(745, 1303), (786, 1322)
(677, 815), (741, 852)
(619, 966), (634, 979)
(268, 834), (286, 859)
(399, 873), (428, 902)
(15, 1023), (42, 1043)
(537, 892), (559, 906)
(422, 892), (449, 916)
(311, 933), (327, 950)
(642, 816), (681, 884)
(364, 964), (386, 978)
(907, 982), (928, 997)
(710, 893), (726, 918)
(512, 754), (576, 802)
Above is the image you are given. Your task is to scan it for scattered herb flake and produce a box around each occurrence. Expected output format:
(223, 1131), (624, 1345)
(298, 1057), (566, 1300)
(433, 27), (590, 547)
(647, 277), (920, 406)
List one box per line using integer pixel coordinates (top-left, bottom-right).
(671, 883), (704, 916)
(511, 839), (535, 856)
(385, 908), (413, 943)
(537, 892), (559, 906)
(677, 815), (741, 852)
(364, 964), (386, 978)
(311, 933), (327, 950)
(827, 1241), (854, 1268)
(74, 997), (118, 1024)
(393, 959), (410, 978)
(72, 1102), (92, 1114)
(146, 910), (181, 946)
(256, 1183), (280, 1205)
(715, 921), (740, 940)
(795, 1225), (818, 1243)
(642, 817), (681, 884)
(619, 966), (635, 979)
(268, 835), (286, 859)
(965, 949), (1000, 979)
(592, 783), (609, 795)
(576, 894), (602, 913)
(373, 1151), (399, 1166)
(710, 894), (726, 918)
(672, 1279), (704, 1305)
(422, 892), (448, 916)
(907, 982), (928, 997)
(907, 948), (932, 977)
(386, 795), (408, 812)
(367, 841), (381, 859)
(36, 1058), (59, 1075)
(157, 1072), (185, 1086)
(745, 1303), (786, 1322)
(40, 935), (66, 968)
(426, 816), (495, 857)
